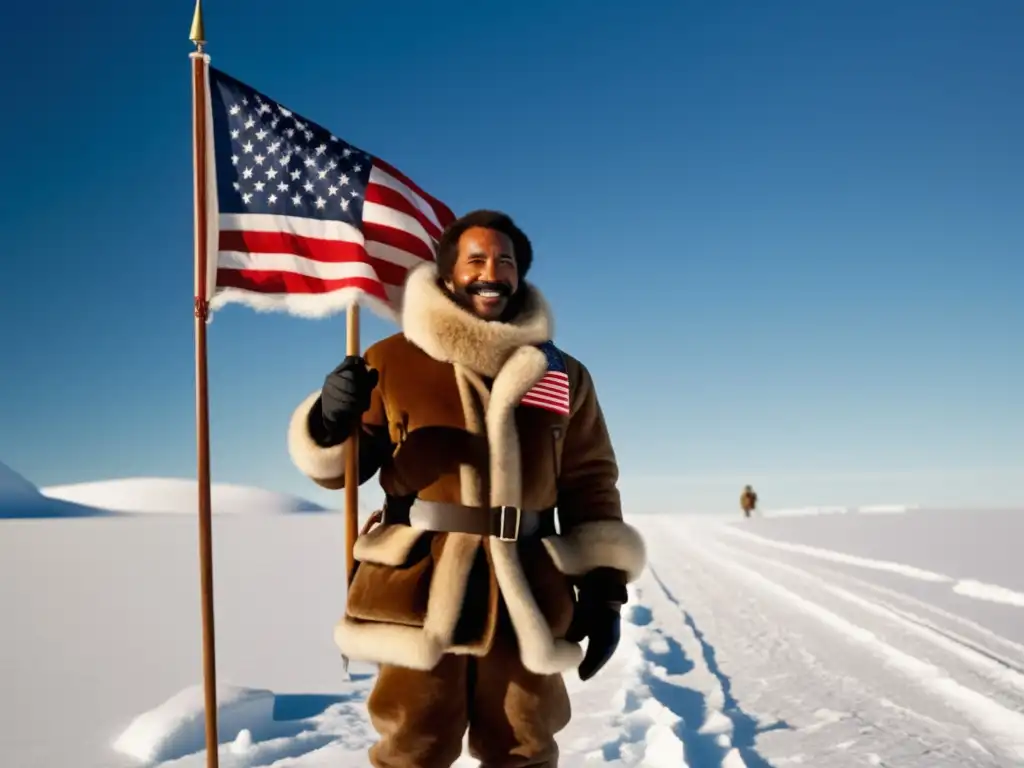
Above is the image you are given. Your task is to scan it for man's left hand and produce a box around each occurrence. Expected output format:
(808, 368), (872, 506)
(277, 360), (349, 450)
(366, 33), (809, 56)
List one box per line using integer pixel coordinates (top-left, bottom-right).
(566, 602), (621, 680)
(565, 567), (626, 681)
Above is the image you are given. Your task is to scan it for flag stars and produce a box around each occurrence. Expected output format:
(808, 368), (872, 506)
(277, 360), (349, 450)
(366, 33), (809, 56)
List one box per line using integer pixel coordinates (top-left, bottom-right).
(219, 81), (378, 222)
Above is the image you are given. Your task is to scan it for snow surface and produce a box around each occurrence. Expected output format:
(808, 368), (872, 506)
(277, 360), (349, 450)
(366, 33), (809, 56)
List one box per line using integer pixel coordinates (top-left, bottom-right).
(3, 478), (1024, 767)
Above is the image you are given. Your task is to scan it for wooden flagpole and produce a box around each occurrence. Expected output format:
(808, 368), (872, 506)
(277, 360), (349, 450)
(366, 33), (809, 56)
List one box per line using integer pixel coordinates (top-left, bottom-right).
(189, 1), (221, 766)
(344, 304), (360, 580)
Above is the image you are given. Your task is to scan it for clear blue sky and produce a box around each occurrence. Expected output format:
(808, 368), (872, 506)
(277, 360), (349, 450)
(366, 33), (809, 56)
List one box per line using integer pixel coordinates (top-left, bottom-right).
(2, 0), (1021, 514)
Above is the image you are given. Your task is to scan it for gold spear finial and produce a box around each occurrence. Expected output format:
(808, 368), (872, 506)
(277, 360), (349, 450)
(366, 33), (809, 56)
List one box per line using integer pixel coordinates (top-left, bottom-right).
(189, 0), (206, 49)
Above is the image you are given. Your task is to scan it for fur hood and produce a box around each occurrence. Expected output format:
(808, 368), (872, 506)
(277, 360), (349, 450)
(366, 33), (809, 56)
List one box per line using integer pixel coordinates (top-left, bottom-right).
(400, 262), (553, 378)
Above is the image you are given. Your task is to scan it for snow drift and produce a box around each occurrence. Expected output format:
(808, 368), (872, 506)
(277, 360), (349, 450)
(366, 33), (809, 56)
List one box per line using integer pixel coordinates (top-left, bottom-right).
(761, 503), (919, 518)
(40, 477), (329, 515)
(1, 460), (329, 518)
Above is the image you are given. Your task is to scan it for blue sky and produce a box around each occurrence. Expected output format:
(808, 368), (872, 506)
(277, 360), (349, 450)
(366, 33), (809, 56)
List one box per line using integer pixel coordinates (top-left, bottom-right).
(2, 0), (1021, 514)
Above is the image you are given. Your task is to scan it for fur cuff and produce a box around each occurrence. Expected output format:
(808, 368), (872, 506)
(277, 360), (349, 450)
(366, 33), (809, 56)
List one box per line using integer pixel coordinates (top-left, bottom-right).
(287, 390), (346, 481)
(543, 519), (647, 583)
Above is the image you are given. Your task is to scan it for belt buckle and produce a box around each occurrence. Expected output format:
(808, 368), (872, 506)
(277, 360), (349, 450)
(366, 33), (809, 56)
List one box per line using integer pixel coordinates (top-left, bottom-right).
(497, 506), (521, 541)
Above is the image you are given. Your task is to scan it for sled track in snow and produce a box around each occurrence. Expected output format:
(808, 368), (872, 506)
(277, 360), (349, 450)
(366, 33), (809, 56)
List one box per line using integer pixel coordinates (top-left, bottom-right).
(671, 520), (1024, 764)
(707, 538), (1024, 708)
(778, 557), (1024, 678)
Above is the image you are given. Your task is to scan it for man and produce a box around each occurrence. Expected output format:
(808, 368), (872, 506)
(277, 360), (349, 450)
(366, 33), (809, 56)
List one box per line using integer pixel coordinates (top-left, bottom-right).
(740, 485), (758, 518)
(287, 210), (646, 767)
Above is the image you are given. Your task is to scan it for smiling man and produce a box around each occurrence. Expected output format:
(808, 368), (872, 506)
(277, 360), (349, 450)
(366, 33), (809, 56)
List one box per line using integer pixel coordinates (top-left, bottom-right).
(442, 217), (521, 320)
(287, 209), (646, 768)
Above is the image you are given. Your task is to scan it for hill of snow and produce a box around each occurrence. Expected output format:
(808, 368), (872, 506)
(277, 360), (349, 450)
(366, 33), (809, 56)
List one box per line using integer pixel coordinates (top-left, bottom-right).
(40, 477), (330, 516)
(3, 503), (1024, 766)
(2, 460), (329, 518)
(0, 460), (110, 518)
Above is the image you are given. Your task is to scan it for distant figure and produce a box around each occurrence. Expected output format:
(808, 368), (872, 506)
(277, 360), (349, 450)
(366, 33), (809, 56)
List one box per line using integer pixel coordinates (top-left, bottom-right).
(740, 485), (758, 518)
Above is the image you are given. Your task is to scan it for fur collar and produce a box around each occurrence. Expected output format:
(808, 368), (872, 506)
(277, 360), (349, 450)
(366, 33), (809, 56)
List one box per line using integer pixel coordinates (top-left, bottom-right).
(400, 262), (553, 377)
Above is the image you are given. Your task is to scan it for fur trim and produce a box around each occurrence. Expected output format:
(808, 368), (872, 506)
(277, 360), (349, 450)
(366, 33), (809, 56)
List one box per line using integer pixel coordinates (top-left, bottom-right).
(543, 520), (647, 583)
(484, 343), (584, 674)
(334, 620), (442, 670)
(489, 541), (584, 673)
(401, 262), (553, 376)
(287, 390), (346, 481)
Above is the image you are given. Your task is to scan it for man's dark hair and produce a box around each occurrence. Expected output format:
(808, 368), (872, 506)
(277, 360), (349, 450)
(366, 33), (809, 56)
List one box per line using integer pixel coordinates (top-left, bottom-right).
(435, 209), (534, 281)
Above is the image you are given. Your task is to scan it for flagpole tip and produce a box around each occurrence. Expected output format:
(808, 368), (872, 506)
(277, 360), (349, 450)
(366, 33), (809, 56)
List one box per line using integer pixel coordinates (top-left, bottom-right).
(189, 0), (206, 49)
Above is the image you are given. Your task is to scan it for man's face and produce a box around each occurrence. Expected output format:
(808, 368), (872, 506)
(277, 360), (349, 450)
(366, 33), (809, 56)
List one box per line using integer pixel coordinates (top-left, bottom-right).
(445, 226), (520, 320)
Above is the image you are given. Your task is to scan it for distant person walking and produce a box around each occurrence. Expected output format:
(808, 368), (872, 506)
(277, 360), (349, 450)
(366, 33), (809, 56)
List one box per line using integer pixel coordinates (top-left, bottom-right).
(740, 485), (758, 518)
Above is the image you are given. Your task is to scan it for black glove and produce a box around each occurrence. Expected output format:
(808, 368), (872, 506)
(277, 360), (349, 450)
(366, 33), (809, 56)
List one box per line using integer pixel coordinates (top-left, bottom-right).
(565, 567), (626, 681)
(319, 355), (379, 443)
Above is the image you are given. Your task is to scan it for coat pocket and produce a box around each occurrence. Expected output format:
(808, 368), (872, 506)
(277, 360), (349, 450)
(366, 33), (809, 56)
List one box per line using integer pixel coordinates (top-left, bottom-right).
(346, 531), (434, 628)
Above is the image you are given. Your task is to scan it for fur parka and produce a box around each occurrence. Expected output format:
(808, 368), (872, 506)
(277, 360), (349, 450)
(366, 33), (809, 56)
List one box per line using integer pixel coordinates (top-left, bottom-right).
(287, 263), (646, 675)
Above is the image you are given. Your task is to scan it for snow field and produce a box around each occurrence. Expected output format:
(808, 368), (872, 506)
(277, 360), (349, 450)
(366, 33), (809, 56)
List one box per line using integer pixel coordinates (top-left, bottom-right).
(3, 468), (1023, 767)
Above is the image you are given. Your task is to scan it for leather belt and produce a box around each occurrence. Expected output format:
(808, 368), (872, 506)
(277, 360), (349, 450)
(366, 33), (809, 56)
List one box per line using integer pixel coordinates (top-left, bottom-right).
(380, 496), (557, 542)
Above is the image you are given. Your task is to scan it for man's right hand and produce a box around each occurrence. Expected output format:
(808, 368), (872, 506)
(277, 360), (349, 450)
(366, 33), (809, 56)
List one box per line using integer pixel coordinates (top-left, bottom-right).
(320, 355), (379, 440)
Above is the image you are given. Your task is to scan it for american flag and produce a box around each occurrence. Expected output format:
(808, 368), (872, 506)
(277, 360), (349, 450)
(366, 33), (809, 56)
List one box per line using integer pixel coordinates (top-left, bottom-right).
(202, 66), (456, 319)
(520, 342), (571, 416)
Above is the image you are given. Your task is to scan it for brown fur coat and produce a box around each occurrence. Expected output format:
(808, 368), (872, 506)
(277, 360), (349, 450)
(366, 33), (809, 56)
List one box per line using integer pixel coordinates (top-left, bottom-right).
(287, 263), (646, 676)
